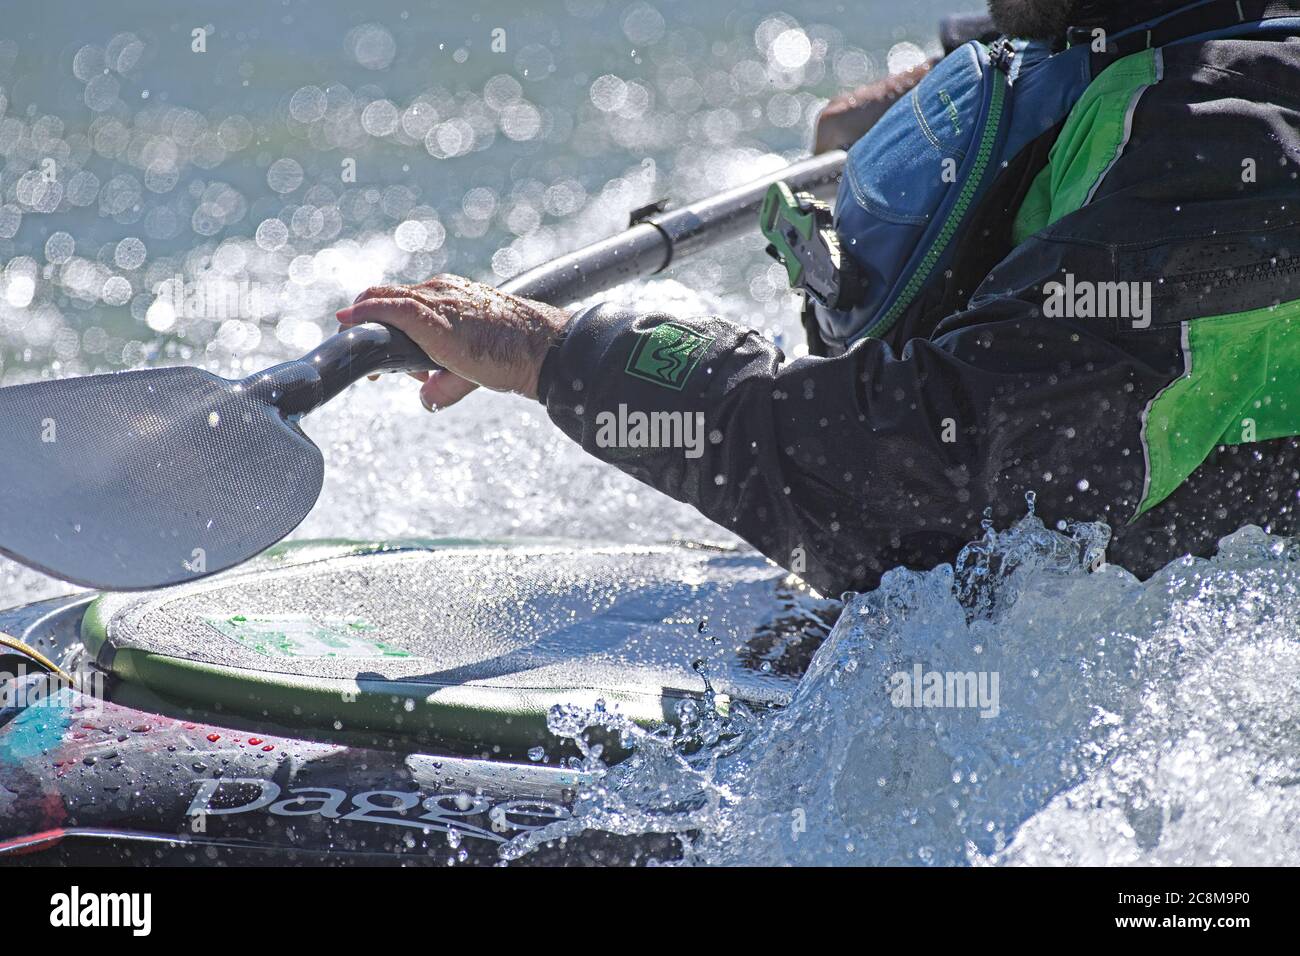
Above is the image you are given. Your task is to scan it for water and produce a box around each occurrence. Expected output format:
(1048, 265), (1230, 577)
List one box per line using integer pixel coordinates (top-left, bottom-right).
(507, 515), (1300, 866)
(4, 0), (1297, 867)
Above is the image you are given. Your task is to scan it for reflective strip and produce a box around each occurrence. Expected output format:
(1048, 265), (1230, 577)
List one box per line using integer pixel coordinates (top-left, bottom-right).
(1137, 320), (1192, 517)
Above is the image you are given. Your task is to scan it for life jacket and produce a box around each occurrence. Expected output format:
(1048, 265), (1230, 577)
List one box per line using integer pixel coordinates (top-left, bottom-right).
(772, 0), (1300, 355)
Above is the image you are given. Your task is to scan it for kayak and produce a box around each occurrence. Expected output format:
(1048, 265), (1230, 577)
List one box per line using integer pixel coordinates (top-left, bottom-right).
(0, 538), (836, 865)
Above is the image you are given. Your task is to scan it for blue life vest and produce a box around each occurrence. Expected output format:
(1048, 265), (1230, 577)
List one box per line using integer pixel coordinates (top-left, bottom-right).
(811, 0), (1300, 351)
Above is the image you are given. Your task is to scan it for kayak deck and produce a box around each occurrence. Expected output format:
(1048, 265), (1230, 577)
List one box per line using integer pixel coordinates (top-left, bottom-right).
(80, 539), (832, 755)
(0, 539), (836, 865)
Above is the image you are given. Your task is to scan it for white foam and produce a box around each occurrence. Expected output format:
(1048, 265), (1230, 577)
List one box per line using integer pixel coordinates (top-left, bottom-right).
(505, 517), (1300, 866)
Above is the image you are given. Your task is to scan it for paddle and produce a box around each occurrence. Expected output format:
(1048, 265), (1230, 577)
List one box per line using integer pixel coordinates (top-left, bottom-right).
(0, 152), (844, 590)
(0, 324), (436, 589)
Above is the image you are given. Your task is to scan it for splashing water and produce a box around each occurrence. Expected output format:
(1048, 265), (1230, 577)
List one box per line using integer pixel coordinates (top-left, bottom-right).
(503, 508), (1300, 866)
(4, 3), (1298, 868)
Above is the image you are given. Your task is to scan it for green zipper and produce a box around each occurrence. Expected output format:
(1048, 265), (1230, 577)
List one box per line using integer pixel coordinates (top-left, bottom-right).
(860, 69), (1008, 341)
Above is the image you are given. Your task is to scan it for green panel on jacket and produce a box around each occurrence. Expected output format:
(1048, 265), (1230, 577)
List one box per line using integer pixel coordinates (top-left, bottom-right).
(1012, 47), (1160, 244)
(1139, 299), (1300, 516)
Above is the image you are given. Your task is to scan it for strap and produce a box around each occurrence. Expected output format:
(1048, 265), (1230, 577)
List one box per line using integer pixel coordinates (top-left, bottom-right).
(0, 630), (75, 685)
(1074, 0), (1300, 65)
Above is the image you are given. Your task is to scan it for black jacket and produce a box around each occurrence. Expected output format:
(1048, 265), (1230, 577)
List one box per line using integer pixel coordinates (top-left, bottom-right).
(538, 31), (1300, 596)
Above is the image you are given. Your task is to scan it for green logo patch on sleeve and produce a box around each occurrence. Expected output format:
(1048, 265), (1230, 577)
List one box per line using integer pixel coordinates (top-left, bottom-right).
(625, 322), (714, 390)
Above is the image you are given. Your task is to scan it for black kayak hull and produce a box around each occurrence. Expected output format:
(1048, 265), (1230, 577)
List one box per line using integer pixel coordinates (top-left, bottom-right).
(0, 540), (835, 866)
(0, 593), (679, 866)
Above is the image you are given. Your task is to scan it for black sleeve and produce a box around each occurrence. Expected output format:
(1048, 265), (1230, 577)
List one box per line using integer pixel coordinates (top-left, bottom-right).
(536, 299), (1178, 596)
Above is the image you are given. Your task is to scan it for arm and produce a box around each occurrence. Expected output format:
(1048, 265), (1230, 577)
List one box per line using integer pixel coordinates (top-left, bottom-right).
(532, 295), (1168, 595)
(813, 62), (933, 154)
(337, 274), (1169, 596)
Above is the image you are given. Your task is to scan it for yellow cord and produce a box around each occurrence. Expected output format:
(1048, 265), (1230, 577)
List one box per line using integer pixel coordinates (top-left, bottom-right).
(0, 630), (75, 686)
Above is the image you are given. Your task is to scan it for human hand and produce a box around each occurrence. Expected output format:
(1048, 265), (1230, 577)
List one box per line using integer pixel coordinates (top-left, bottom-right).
(335, 275), (572, 410)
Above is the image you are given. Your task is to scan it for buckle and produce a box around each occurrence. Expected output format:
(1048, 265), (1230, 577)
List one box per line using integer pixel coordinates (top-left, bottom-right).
(759, 181), (864, 311)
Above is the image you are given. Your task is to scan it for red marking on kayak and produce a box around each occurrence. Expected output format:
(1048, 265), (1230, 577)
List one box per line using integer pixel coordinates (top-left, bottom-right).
(261, 745), (274, 752)
(207, 733), (221, 742)
(249, 737), (263, 745)
(0, 828), (66, 855)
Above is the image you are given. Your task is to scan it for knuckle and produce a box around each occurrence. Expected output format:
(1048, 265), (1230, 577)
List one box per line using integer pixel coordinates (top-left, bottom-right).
(357, 284), (406, 302)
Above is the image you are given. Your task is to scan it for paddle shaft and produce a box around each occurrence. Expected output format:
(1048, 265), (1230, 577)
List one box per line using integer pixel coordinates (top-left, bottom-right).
(271, 151), (847, 415)
(502, 150), (845, 303)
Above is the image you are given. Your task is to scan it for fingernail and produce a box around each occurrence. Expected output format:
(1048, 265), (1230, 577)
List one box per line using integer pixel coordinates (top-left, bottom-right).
(335, 306), (353, 321)
(419, 393), (440, 413)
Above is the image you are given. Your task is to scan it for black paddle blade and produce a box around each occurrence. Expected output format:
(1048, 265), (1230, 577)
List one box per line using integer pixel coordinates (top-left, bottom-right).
(0, 366), (323, 590)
